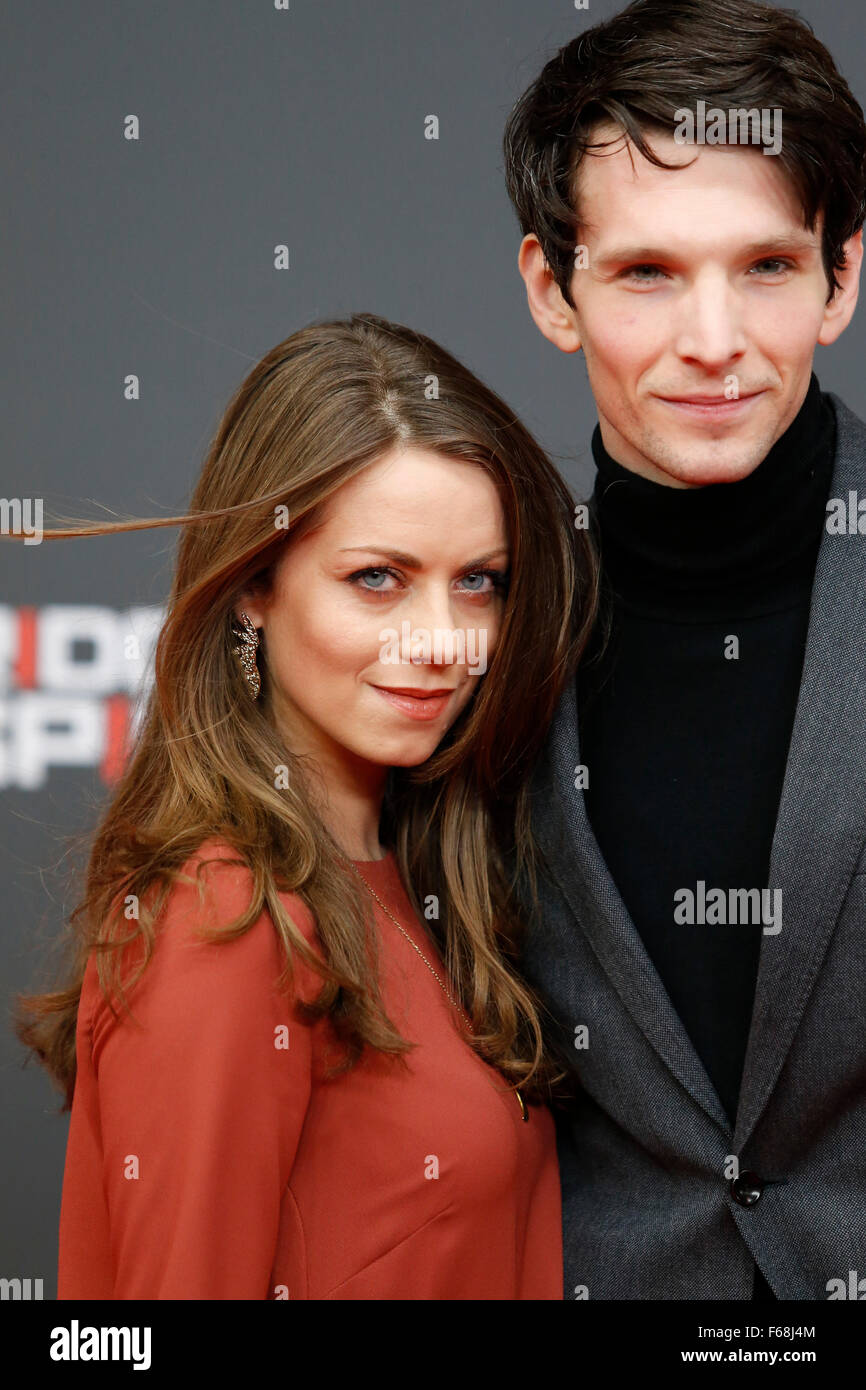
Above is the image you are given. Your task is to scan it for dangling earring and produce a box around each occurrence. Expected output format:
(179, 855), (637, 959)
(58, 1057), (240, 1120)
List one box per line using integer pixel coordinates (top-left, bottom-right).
(231, 611), (261, 700)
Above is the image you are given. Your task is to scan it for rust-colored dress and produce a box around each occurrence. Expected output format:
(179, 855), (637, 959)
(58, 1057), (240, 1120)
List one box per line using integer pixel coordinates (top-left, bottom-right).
(57, 838), (563, 1299)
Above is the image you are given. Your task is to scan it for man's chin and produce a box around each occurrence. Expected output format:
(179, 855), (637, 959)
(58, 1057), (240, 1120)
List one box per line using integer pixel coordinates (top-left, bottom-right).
(634, 426), (776, 487)
(635, 398), (782, 487)
(603, 415), (778, 488)
(651, 455), (769, 488)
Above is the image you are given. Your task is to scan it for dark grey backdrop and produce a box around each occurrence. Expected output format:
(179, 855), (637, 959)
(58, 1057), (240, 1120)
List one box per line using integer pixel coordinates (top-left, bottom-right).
(3, 0), (864, 1297)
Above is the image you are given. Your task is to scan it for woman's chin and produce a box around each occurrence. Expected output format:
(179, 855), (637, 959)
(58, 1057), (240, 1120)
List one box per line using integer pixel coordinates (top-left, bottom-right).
(357, 734), (445, 769)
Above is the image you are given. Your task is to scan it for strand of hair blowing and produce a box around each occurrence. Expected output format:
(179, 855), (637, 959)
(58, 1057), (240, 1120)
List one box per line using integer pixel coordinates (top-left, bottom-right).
(12, 313), (599, 1112)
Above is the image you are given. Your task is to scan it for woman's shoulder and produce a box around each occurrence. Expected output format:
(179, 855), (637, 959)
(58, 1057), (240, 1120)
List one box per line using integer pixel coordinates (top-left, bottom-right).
(83, 835), (322, 1045)
(173, 834), (320, 944)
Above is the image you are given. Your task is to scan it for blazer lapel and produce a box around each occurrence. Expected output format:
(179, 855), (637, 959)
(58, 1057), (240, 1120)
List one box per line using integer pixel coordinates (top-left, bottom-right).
(734, 392), (866, 1147)
(530, 677), (731, 1132)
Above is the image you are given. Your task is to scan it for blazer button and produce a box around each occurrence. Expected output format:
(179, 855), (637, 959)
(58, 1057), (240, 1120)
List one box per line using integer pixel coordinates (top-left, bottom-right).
(730, 1171), (764, 1206)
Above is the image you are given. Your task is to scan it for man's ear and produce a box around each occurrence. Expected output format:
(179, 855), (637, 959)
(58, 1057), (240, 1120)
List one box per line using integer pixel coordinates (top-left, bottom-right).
(517, 234), (582, 354)
(818, 229), (863, 346)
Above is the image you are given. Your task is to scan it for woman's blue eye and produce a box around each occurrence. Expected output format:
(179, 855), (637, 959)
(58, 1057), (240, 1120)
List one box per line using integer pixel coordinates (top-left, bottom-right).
(344, 567), (400, 591)
(459, 570), (507, 592)
(465, 569), (510, 594)
(346, 566), (508, 595)
(358, 568), (390, 589)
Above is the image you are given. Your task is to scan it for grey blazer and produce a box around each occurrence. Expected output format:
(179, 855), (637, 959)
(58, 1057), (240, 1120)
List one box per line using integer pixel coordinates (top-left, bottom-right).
(519, 391), (866, 1300)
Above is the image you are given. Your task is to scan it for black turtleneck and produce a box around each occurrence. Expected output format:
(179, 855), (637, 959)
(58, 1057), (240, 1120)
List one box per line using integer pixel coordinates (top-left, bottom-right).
(577, 373), (836, 1302)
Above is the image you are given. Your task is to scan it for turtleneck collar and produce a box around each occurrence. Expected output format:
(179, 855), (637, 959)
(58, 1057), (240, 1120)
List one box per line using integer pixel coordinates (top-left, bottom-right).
(589, 373), (836, 620)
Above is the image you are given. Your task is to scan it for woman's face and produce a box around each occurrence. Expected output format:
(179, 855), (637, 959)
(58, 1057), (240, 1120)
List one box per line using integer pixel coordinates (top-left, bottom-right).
(236, 447), (510, 776)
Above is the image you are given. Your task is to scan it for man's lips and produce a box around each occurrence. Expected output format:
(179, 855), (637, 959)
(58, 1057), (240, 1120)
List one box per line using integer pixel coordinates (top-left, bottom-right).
(653, 390), (768, 422)
(657, 391), (764, 404)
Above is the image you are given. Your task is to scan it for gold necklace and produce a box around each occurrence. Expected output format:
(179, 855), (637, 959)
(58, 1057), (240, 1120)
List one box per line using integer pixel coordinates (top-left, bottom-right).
(348, 859), (528, 1122)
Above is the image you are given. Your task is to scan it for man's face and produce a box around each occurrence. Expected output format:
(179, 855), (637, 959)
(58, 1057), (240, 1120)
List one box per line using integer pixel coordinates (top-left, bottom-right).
(519, 122), (862, 488)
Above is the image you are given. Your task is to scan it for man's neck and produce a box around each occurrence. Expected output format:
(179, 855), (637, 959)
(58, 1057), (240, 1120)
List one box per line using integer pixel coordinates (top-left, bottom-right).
(586, 372), (837, 619)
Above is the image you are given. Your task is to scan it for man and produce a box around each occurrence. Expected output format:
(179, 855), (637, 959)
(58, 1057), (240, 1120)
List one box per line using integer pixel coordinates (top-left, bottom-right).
(503, 0), (866, 1299)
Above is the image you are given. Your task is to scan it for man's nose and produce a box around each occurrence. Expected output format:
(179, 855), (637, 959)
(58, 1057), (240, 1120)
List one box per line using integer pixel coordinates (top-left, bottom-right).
(674, 274), (748, 368)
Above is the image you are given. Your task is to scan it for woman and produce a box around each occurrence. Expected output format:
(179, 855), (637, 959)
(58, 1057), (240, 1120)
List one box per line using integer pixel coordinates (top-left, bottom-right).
(14, 312), (598, 1299)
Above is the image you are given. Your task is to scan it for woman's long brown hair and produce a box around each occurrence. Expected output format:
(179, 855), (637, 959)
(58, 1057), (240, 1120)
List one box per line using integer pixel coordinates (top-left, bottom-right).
(10, 312), (599, 1110)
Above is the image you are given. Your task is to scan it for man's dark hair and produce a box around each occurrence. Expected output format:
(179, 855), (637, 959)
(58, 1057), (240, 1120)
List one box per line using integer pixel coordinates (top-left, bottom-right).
(503, 0), (866, 306)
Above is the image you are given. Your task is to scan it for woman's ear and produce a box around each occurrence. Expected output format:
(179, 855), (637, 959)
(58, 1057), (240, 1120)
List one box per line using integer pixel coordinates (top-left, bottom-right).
(233, 586), (267, 630)
(234, 557), (279, 630)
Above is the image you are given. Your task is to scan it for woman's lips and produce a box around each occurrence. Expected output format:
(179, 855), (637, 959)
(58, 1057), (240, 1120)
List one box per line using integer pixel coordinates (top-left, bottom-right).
(370, 684), (455, 721)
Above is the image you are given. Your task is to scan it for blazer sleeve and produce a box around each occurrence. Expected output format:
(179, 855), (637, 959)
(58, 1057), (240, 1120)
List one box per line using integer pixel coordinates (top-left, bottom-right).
(87, 844), (316, 1299)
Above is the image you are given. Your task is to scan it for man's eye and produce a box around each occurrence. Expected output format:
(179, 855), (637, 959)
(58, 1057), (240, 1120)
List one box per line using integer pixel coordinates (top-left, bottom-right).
(620, 259), (795, 284)
(621, 264), (667, 282)
(750, 258), (793, 275)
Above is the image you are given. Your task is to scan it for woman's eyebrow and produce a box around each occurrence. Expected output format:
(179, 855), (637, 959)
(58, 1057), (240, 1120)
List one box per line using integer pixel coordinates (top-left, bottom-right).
(337, 546), (509, 568)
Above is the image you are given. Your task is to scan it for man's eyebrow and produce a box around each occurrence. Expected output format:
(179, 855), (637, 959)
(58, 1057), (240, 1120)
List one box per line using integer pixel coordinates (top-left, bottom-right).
(592, 234), (820, 267)
(337, 546), (509, 568)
